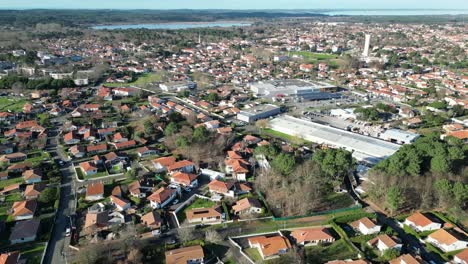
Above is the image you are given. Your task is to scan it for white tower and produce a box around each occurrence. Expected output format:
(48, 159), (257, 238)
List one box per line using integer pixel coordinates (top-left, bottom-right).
(363, 34), (371, 57)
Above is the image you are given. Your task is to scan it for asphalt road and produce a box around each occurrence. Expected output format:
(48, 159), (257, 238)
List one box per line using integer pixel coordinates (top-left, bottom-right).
(42, 127), (77, 264)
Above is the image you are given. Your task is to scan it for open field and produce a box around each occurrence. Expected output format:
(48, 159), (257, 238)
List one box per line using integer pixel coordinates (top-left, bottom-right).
(305, 239), (359, 263)
(290, 51), (343, 68)
(0, 97), (28, 113)
(104, 72), (164, 87)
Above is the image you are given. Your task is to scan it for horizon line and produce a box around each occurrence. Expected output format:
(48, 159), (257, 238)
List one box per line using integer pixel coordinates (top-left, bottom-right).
(1, 8), (468, 11)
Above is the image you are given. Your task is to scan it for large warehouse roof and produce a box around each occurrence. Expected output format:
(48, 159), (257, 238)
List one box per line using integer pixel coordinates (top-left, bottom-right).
(269, 115), (401, 164)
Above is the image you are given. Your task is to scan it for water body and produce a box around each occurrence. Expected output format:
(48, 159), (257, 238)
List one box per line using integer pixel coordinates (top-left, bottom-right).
(321, 9), (468, 16)
(92, 22), (252, 30)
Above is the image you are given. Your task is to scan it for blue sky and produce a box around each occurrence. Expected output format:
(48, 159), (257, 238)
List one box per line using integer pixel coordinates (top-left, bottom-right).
(1, 0), (467, 10)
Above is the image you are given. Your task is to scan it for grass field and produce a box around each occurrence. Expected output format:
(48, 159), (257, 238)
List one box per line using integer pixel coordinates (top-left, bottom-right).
(26, 151), (50, 167)
(104, 72), (163, 87)
(290, 51), (343, 69)
(305, 239), (358, 263)
(0, 97), (28, 113)
(262, 128), (307, 145)
(0, 177), (23, 189)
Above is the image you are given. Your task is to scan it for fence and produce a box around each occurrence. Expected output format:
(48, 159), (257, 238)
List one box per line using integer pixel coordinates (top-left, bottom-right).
(272, 205), (363, 221)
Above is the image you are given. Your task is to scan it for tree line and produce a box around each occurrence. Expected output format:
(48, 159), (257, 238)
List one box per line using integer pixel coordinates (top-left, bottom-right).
(0, 75), (75, 90)
(368, 134), (467, 221)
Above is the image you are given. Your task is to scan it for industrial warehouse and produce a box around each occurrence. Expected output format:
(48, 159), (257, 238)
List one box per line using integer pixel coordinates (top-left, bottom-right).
(249, 79), (340, 101)
(269, 115), (402, 164)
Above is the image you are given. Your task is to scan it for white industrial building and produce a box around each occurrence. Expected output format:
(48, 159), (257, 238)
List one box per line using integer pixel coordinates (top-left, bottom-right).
(330, 108), (357, 120)
(249, 79), (339, 101)
(379, 129), (420, 145)
(237, 104), (281, 123)
(269, 115), (401, 164)
(160, 81), (196, 92)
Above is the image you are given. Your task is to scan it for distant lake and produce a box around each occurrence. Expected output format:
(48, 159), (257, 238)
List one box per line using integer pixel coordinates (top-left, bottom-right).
(322, 10), (468, 16)
(92, 22), (252, 30)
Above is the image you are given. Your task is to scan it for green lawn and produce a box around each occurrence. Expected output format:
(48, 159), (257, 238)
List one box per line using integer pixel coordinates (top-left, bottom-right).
(305, 239), (358, 263)
(292, 51), (338, 60)
(0, 97), (28, 113)
(0, 177), (23, 189)
(262, 128), (307, 145)
(4, 192), (22, 203)
(104, 72), (163, 88)
(26, 151), (51, 166)
(244, 248), (263, 263)
(324, 192), (355, 210)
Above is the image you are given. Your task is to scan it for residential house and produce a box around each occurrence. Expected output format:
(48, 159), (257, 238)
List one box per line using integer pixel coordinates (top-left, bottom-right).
(83, 104), (100, 112)
(389, 254), (424, 264)
(9, 219), (40, 245)
(84, 211), (108, 233)
(113, 132), (128, 143)
(248, 235), (292, 260)
(64, 132), (80, 145)
(11, 200), (37, 220)
(85, 182), (104, 201)
(0, 171), (8, 180)
(453, 248), (468, 264)
(185, 206), (223, 224)
(167, 160), (196, 174)
(291, 227), (335, 246)
(0, 251), (21, 264)
(232, 198), (262, 215)
(3, 153), (27, 163)
(80, 161), (98, 176)
(137, 146), (158, 158)
(7, 162), (32, 173)
(367, 234), (402, 254)
(69, 145), (85, 158)
(200, 168), (225, 180)
(171, 172), (198, 188)
(128, 180), (150, 198)
(427, 229), (468, 252)
(97, 127), (116, 137)
(0, 183), (20, 195)
(110, 195), (131, 212)
(148, 187), (177, 209)
(351, 217), (381, 235)
(86, 144), (107, 154)
(22, 169), (42, 184)
(111, 140), (136, 149)
(152, 156), (177, 173)
(24, 184), (45, 200)
(326, 260), (370, 264)
(141, 211), (163, 235)
(244, 135), (261, 145)
(404, 212), (442, 232)
(0, 144), (14, 155)
(208, 180), (236, 197)
(165, 245), (204, 264)
(111, 186), (123, 198)
(225, 157), (249, 181)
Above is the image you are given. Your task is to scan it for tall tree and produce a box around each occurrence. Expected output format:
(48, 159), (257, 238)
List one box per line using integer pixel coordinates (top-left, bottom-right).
(386, 186), (404, 215)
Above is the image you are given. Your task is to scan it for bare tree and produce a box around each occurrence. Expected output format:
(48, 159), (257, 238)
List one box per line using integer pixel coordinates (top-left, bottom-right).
(177, 226), (197, 243)
(205, 229), (223, 244)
